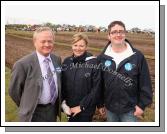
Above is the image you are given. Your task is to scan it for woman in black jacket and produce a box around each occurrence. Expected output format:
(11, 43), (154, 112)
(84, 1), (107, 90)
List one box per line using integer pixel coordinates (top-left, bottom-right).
(61, 33), (101, 122)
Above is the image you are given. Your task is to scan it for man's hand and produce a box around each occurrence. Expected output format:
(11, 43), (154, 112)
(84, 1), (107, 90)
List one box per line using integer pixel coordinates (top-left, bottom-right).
(134, 105), (144, 117)
(70, 106), (81, 117)
(98, 107), (106, 116)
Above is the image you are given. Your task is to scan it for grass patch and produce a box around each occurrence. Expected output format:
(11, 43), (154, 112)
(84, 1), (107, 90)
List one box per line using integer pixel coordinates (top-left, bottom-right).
(5, 67), (18, 122)
(139, 95), (155, 122)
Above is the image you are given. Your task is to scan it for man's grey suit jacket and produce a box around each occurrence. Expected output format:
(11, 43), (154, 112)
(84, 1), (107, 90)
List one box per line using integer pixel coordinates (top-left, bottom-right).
(9, 51), (61, 121)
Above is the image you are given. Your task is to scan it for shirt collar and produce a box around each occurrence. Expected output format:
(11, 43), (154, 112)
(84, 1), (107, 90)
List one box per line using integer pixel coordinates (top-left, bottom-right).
(36, 51), (51, 64)
(105, 42), (135, 57)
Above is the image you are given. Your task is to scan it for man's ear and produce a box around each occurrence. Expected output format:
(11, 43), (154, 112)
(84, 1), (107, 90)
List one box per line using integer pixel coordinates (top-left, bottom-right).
(108, 34), (111, 40)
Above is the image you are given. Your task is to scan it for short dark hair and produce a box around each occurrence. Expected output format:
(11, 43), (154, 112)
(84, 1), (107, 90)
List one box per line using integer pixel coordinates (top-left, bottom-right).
(108, 21), (126, 33)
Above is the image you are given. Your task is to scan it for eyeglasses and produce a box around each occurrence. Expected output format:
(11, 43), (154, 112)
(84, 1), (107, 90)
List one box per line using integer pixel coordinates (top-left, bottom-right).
(110, 30), (126, 35)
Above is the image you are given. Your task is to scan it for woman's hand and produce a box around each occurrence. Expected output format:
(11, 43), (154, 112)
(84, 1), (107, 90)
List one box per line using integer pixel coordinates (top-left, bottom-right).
(70, 106), (81, 116)
(61, 100), (71, 115)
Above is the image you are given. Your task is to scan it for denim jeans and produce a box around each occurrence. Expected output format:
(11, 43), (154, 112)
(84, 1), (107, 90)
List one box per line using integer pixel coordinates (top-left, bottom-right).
(106, 109), (137, 122)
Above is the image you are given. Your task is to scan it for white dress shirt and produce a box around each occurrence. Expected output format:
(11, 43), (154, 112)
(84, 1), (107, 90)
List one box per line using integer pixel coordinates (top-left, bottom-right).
(36, 51), (58, 104)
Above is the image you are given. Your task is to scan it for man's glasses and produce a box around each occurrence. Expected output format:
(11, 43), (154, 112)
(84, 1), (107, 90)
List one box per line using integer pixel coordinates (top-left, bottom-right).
(110, 30), (126, 35)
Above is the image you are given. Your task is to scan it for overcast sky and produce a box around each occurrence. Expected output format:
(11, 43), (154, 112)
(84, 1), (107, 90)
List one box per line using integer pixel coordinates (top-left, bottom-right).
(4, 1), (159, 30)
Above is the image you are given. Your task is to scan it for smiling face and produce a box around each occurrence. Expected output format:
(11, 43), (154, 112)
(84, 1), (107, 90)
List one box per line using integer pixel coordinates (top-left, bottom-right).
(108, 24), (126, 45)
(72, 39), (87, 57)
(33, 30), (54, 57)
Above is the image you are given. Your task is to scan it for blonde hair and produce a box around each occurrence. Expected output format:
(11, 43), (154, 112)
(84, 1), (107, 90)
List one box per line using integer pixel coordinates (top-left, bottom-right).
(33, 27), (55, 41)
(72, 33), (89, 45)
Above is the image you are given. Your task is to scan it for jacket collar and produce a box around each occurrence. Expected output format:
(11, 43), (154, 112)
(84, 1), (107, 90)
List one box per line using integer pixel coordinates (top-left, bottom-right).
(101, 39), (136, 56)
(72, 52), (92, 64)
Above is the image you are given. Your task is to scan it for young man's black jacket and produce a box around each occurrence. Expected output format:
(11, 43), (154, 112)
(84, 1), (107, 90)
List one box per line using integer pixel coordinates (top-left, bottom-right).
(98, 39), (153, 114)
(62, 52), (101, 116)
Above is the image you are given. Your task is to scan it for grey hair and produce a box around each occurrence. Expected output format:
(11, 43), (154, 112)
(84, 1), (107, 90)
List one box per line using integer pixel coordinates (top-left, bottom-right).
(33, 27), (55, 41)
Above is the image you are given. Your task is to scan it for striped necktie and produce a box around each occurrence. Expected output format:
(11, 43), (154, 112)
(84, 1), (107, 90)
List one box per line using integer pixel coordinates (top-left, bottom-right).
(44, 58), (57, 105)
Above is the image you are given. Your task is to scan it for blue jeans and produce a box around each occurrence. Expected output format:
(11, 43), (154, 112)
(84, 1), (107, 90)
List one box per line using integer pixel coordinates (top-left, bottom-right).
(106, 109), (137, 122)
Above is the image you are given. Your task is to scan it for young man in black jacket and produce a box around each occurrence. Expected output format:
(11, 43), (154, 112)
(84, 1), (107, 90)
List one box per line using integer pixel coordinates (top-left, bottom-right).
(98, 21), (152, 122)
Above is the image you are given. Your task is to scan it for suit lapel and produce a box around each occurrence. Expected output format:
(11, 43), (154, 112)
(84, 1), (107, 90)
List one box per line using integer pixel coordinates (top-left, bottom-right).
(30, 52), (43, 89)
(50, 54), (62, 120)
(50, 54), (61, 94)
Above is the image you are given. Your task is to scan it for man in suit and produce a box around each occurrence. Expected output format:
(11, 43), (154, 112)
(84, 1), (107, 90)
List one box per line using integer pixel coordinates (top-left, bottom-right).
(9, 27), (61, 122)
